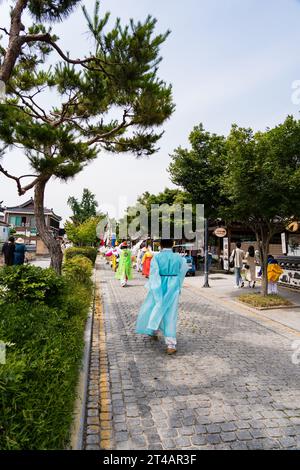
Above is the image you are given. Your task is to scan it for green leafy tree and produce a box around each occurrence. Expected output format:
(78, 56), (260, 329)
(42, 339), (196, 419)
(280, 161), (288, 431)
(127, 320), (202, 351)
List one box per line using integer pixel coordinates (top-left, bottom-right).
(223, 116), (300, 295)
(168, 124), (227, 219)
(67, 189), (98, 225)
(0, 1), (174, 273)
(65, 216), (102, 246)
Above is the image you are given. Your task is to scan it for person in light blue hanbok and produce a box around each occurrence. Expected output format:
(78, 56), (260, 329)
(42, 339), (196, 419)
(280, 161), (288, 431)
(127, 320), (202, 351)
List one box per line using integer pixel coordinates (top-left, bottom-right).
(136, 239), (188, 355)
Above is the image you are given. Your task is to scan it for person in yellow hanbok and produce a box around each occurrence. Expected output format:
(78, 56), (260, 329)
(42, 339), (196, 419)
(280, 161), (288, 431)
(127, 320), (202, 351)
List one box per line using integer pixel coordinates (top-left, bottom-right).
(267, 255), (283, 294)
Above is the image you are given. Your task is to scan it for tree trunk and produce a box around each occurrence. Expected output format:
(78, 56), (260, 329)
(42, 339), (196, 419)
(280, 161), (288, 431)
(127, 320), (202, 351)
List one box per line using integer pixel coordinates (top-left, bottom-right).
(0, 0), (29, 85)
(256, 229), (270, 296)
(34, 177), (63, 274)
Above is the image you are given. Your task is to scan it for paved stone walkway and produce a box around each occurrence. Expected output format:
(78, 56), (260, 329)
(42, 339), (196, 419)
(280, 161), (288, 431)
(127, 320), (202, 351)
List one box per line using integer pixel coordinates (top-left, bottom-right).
(92, 259), (300, 450)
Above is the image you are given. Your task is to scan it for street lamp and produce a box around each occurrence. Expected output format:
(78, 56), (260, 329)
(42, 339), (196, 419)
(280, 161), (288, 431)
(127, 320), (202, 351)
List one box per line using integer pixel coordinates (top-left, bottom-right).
(203, 218), (210, 288)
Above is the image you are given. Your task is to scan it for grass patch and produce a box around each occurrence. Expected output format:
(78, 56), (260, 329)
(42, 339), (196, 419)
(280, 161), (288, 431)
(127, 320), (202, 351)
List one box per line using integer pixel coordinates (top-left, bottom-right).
(238, 293), (292, 308)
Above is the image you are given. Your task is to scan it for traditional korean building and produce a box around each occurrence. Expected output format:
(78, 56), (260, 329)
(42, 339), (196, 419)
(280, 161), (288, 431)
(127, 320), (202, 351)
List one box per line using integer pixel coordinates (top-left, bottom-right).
(3, 198), (61, 255)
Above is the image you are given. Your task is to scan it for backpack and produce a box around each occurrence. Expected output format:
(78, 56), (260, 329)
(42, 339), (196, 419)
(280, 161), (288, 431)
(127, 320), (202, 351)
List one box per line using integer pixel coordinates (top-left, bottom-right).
(229, 250), (235, 268)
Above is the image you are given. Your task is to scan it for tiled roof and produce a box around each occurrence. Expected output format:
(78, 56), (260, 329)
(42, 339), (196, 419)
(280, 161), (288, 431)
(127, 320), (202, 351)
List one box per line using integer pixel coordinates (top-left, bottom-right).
(5, 198), (61, 220)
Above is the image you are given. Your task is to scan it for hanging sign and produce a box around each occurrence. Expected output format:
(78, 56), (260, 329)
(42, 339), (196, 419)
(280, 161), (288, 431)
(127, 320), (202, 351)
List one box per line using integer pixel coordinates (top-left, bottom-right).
(287, 222), (299, 233)
(214, 227), (227, 238)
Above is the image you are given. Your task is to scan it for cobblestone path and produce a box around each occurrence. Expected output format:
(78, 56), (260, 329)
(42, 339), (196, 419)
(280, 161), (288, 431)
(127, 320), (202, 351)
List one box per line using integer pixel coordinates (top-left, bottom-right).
(87, 260), (300, 450)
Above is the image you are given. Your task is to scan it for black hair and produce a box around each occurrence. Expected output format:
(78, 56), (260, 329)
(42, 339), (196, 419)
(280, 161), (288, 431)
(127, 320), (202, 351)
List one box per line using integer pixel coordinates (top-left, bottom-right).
(8, 236), (15, 242)
(248, 245), (255, 257)
(160, 239), (174, 249)
(236, 241), (241, 248)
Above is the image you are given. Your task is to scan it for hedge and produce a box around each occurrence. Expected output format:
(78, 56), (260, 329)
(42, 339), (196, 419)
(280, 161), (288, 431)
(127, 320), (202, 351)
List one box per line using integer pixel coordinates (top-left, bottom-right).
(64, 246), (98, 265)
(0, 262), (93, 450)
(63, 255), (93, 287)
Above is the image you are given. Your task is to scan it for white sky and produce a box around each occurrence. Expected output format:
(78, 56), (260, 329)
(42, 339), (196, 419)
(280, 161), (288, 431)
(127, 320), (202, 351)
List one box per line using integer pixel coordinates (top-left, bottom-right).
(1, 0), (300, 221)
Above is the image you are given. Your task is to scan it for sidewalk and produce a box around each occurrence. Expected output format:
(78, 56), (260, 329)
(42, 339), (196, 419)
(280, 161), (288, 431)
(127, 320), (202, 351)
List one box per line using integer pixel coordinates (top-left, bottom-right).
(30, 257), (51, 269)
(185, 272), (300, 336)
(85, 259), (300, 450)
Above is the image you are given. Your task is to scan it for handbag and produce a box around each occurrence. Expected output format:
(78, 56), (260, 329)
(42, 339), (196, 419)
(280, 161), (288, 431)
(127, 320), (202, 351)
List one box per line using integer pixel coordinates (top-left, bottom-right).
(229, 250), (235, 268)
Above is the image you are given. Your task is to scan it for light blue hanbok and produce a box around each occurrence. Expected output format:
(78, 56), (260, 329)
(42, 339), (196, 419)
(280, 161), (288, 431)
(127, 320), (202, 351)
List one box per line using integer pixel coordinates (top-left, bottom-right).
(136, 249), (188, 345)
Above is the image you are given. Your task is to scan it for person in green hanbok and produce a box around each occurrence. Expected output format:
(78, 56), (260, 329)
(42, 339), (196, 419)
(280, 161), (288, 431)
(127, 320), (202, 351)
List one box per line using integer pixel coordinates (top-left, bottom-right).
(115, 242), (133, 287)
(136, 239), (188, 354)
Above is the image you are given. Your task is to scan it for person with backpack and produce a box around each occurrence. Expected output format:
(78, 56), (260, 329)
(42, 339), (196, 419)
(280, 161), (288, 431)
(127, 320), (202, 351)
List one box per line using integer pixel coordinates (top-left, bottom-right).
(230, 241), (245, 288)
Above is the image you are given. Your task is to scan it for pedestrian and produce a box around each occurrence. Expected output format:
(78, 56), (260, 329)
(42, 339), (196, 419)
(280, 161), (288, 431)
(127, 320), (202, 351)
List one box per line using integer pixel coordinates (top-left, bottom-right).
(230, 241), (245, 288)
(1, 236), (15, 266)
(136, 239), (188, 355)
(115, 241), (133, 287)
(136, 247), (143, 272)
(267, 255), (283, 295)
(142, 246), (153, 278)
(244, 245), (256, 288)
(13, 237), (27, 265)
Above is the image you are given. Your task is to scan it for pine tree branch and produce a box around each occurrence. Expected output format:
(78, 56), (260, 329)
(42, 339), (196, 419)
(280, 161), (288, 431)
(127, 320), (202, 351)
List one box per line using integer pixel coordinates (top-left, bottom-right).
(86, 111), (133, 145)
(0, 163), (40, 196)
(0, 164), (24, 195)
(8, 103), (42, 121)
(10, 87), (50, 122)
(0, 27), (10, 36)
(23, 32), (114, 69)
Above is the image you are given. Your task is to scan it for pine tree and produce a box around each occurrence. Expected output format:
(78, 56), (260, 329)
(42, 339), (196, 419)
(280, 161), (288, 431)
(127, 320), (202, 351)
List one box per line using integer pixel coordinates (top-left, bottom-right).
(0, 1), (174, 273)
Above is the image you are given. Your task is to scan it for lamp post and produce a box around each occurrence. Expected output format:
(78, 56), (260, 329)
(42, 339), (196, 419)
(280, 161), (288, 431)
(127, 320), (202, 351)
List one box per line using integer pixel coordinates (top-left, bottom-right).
(203, 218), (210, 288)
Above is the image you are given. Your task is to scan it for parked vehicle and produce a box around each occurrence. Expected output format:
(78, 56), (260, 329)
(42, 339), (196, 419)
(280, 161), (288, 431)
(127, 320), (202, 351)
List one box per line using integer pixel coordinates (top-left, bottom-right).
(185, 255), (196, 276)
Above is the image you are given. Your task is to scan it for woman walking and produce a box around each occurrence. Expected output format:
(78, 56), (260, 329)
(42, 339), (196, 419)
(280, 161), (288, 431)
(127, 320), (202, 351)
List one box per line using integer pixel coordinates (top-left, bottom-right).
(244, 245), (256, 288)
(13, 238), (27, 265)
(115, 241), (133, 287)
(1, 236), (15, 266)
(142, 246), (153, 279)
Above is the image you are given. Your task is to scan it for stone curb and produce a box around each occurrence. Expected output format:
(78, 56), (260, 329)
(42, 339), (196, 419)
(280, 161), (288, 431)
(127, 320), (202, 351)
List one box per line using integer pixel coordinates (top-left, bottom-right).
(84, 259), (113, 450)
(69, 268), (96, 450)
(236, 301), (300, 311)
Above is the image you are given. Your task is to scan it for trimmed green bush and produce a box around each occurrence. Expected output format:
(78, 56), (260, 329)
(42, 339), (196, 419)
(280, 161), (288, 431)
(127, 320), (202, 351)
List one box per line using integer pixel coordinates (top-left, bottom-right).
(0, 265), (66, 307)
(0, 263), (93, 450)
(64, 246), (98, 265)
(63, 255), (93, 287)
